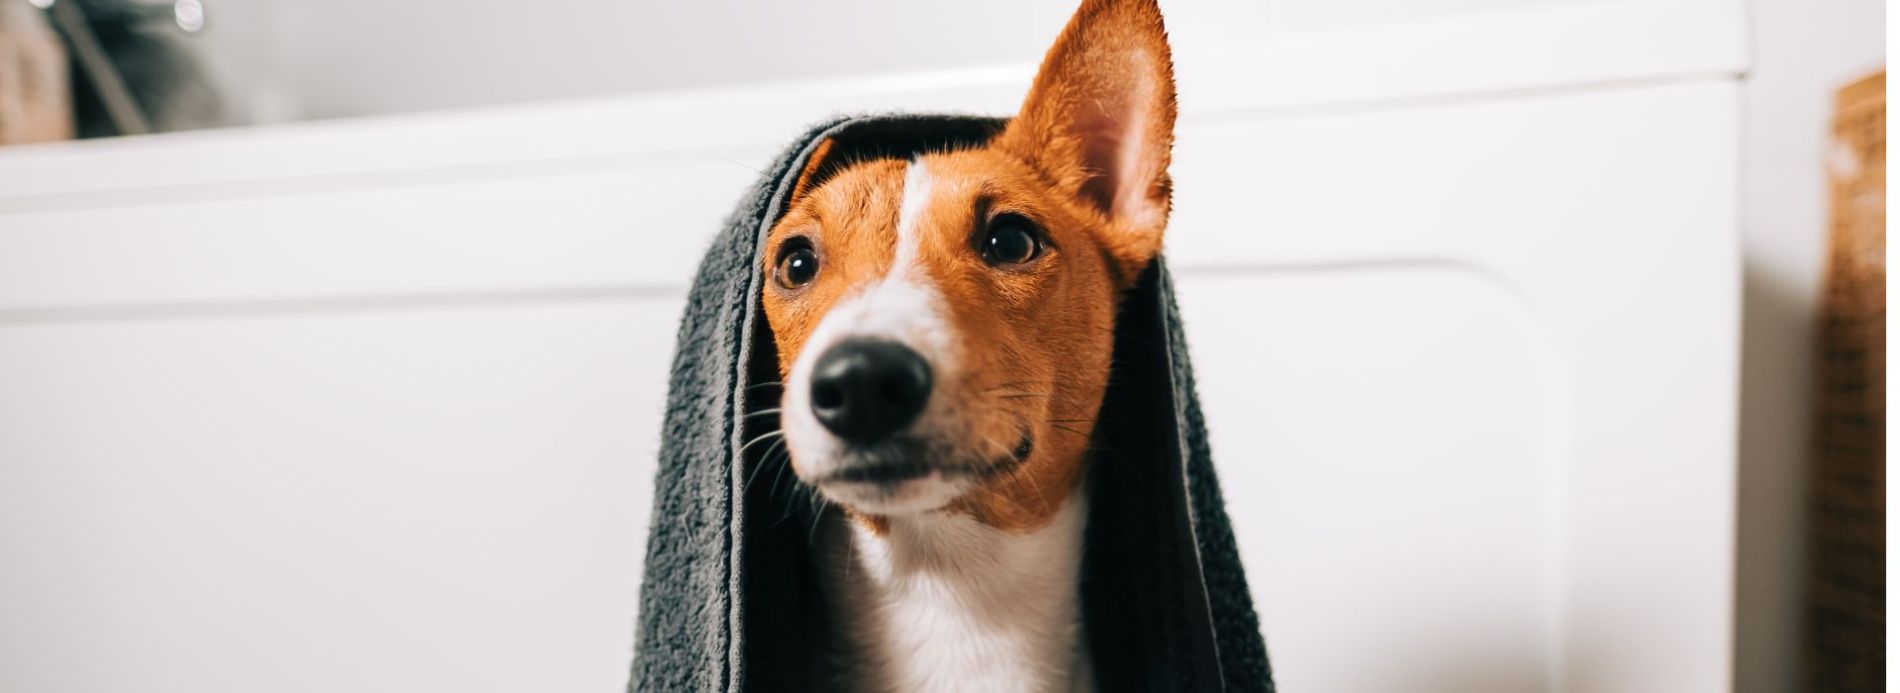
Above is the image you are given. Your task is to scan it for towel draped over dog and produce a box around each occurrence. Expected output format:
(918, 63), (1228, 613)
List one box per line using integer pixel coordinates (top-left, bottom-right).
(630, 115), (1275, 692)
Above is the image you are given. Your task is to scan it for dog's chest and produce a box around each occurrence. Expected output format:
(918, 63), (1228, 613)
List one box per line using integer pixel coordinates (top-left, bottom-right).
(820, 492), (1093, 693)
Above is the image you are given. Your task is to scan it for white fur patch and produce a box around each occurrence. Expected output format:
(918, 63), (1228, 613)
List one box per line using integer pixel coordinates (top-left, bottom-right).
(823, 493), (1094, 692)
(891, 159), (934, 280)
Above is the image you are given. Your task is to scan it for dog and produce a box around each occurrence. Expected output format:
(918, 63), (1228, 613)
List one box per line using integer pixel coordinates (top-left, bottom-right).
(759, 0), (1176, 690)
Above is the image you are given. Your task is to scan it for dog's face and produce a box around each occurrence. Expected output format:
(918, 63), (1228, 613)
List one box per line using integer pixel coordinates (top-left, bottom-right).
(761, 0), (1176, 530)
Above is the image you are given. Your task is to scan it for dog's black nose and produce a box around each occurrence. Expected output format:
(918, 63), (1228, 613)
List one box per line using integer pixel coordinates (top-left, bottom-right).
(809, 340), (932, 444)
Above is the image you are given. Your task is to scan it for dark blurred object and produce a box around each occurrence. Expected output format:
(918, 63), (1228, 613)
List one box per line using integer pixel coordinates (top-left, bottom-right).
(1804, 69), (1884, 693)
(41, 0), (222, 137)
(0, 0), (71, 143)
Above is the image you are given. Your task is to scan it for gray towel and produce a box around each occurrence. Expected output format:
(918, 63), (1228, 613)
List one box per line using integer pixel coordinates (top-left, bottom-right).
(630, 114), (1274, 692)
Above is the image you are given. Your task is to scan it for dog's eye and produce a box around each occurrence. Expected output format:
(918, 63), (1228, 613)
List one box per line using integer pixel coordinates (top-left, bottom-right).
(981, 214), (1044, 266)
(776, 243), (820, 289)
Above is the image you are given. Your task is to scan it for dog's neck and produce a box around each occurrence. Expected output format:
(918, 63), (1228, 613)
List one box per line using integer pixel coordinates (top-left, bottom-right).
(821, 483), (1093, 693)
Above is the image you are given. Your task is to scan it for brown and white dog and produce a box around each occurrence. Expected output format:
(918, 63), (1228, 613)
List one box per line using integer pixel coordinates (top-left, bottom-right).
(760, 1), (1176, 690)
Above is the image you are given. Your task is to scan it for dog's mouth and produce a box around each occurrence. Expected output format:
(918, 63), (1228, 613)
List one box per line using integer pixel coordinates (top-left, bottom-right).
(805, 429), (1033, 514)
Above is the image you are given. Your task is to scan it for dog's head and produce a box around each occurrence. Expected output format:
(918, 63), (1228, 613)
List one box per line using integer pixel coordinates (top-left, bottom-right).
(761, 0), (1176, 530)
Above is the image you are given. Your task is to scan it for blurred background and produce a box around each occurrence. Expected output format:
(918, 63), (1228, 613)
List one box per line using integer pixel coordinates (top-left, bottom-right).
(0, 0), (1884, 691)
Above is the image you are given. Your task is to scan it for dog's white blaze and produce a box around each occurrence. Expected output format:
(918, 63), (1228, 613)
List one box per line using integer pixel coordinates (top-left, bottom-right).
(890, 159), (933, 281)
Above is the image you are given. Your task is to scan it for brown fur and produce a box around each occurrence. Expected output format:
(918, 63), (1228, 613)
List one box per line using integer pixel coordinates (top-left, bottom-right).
(761, 0), (1176, 532)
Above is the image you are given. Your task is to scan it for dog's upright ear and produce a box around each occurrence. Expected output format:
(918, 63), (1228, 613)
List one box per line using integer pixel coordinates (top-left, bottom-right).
(997, 0), (1177, 281)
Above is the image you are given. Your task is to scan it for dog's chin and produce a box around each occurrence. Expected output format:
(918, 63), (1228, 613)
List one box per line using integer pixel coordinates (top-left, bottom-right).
(795, 432), (1030, 517)
(815, 469), (974, 516)
(785, 410), (1036, 516)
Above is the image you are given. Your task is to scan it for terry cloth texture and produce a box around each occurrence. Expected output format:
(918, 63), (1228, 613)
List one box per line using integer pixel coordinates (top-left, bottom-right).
(629, 114), (1275, 692)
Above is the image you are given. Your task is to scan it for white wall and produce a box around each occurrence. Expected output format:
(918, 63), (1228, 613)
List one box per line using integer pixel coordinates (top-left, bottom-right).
(197, 0), (1606, 122)
(1734, 1), (1884, 691)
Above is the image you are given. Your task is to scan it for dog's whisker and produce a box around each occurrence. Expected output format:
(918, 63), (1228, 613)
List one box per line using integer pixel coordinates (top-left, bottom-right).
(699, 152), (766, 176)
(983, 381), (1046, 393)
(974, 431), (1045, 516)
(808, 496), (831, 545)
(747, 438), (789, 491)
(1049, 423), (1090, 438)
(770, 445), (796, 498)
(775, 492), (800, 527)
(841, 512), (855, 585)
(1001, 440), (1050, 513)
(738, 430), (785, 456)
(749, 445), (790, 492)
(771, 452), (810, 529)
(1021, 471), (1049, 512)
